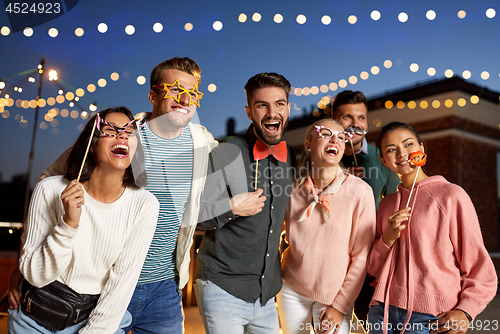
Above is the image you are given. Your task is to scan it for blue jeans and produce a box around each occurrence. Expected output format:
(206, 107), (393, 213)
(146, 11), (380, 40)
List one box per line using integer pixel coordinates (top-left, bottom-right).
(8, 308), (132, 333)
(123, 277), (183, 334)
(368, 303), (439, 334)
(195, 279), (280, 334)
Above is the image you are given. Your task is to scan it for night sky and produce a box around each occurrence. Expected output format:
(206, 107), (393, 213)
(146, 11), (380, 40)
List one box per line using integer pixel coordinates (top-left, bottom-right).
(1, 0), (499, 187)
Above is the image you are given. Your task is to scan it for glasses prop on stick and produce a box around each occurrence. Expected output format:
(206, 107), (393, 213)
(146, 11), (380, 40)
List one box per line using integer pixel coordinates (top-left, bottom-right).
(405, 151), (427, 207)
(345, 126), (367, 166)
(76, 116), (98, 182)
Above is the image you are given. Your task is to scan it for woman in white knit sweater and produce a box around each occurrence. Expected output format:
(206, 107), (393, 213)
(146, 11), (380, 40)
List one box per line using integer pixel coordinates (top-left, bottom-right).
(277, 119), (376, 334)
(8, 107), (159, 334)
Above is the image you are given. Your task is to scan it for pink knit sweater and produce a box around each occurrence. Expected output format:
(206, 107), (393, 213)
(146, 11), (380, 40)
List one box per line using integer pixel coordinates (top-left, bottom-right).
(368, 175), (497, 320)
(282, 174), (376, 314)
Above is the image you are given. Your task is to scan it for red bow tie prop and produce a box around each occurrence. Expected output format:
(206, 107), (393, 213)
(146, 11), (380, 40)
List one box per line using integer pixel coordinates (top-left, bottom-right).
(253, 140), (288, 163)
(253, 140), (287, 190)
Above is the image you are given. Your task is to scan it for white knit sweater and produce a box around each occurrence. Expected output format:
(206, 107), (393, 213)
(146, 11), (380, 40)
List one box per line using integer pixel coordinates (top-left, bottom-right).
(19, 176), (159, 334)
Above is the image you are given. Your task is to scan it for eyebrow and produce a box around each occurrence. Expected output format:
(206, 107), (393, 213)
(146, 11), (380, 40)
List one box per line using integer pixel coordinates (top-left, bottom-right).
(384, 137), (413, 149)
(253, 99), (287, 105)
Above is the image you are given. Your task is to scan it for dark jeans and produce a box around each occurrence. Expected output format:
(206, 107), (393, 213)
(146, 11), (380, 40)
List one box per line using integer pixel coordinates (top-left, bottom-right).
(368, 303), (439, 334)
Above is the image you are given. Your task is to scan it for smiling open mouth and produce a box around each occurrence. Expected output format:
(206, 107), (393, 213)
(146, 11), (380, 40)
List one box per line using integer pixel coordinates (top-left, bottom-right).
(264, 121), (280, 132)
(111, 144), (129, 157)
(326, 147), (339, 155)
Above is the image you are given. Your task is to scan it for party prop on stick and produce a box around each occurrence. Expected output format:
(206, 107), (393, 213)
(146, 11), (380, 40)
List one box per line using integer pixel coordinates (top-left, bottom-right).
(254, 159), (259, 190)
(405, 151), (427, 207)
(76, 116), (98, 182)
(345, 126), (367, 166)
(350, 141), (357, 165)
(252, 140), (288, 190)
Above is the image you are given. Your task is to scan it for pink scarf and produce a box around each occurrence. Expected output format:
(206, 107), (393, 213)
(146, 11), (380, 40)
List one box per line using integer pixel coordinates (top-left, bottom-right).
(298, 168), (344, 224)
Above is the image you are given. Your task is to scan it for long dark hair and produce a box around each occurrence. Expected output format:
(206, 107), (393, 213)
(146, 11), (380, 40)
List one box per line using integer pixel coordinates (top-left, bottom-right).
(64, 106), (146, 188)
(376, 121), (424, 157)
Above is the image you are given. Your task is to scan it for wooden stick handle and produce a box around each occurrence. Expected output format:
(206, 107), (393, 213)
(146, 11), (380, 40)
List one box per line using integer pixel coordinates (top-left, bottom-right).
(406, 166), (420, 208)
(77, 117), (98, 182)
(254, 160), (259, 190)
(350, 140), (358, 166)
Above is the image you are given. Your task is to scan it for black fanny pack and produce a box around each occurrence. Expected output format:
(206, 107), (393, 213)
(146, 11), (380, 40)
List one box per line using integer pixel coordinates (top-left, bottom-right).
(21, 279), (100, 331)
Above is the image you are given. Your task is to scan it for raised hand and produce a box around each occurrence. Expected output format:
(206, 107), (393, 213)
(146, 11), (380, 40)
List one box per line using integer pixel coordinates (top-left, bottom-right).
(382, 207), (411, 248)
(61, 180), (85, 228)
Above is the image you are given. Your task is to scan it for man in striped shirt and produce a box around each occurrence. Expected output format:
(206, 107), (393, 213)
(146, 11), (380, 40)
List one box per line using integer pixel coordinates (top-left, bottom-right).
(8, 57), (216, 334)
(124, 57), (216, 333)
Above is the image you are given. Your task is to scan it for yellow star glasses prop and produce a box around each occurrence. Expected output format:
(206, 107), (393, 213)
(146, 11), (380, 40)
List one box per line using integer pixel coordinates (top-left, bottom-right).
(153, 79), (204, 107)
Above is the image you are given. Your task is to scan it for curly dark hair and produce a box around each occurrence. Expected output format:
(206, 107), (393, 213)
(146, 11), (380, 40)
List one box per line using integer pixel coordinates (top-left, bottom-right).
(64, 106), (146, 188)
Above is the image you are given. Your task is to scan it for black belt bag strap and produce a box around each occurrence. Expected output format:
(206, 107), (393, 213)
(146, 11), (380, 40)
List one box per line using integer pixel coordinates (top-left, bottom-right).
(21, 279), (100, 331)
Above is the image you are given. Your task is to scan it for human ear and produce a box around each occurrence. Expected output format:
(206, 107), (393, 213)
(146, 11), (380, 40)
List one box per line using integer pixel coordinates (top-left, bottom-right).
(420, 142), (425, 154)
(304, 139), (311, 152)
(148, 90), (156, 105)
(245, 106), (253, 121)
(379, 154), (389, 167)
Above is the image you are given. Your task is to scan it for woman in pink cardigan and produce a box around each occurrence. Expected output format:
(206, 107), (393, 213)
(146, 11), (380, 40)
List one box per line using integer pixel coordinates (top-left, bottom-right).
(367, 122), (497, 334)
(277, 119), (376, 334)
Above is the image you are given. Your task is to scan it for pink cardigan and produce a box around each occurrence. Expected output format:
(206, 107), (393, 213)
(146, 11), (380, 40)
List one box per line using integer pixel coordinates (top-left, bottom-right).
(368, 175), (497, 320)
(282, 174), (376, 314)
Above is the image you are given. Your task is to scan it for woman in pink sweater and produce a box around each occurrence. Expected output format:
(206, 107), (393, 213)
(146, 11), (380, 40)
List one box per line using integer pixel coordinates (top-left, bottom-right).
(277, 119), (376, 334)
(367, 122), (497, 334)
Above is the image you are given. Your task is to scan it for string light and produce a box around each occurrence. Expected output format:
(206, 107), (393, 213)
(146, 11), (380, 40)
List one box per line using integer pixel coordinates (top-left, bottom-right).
(153, 22), (163, 33)
(1, 5), (498, 129)
(371, 10), (381, 21)
(75, 28), (84, 37)
(125, 25), (135, 35)
(1, 7), (495, 40)
(321, 15), (331, 25)
(97, 23), (108, 33)
(398, 12), (409, 23)
(252, 13), (262, 22)
(48, 70), (58, 81)
(238, 13), (247, 23)
(426, 10), (436, 20)
(304, 95), (488, 119)
(274, 14), (284, 24)
(296, 14), (306, 24)
(213, 21), (223, 31)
